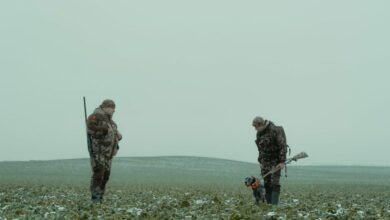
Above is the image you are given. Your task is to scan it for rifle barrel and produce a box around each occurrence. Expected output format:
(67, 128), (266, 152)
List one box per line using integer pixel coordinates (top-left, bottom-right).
(83, 97), (93, 157)
(83, 97), (88, 122)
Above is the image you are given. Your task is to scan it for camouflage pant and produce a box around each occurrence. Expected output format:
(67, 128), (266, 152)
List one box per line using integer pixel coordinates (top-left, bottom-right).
(260, 160), (282, 193)
(90, 141), (115, 198)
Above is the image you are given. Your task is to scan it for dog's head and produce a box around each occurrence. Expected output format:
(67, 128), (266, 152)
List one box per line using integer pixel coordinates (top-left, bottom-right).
(244, 176), (256, 187)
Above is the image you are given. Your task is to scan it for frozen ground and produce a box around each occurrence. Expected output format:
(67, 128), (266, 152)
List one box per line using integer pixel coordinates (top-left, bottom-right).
(1, 156), (389, 219)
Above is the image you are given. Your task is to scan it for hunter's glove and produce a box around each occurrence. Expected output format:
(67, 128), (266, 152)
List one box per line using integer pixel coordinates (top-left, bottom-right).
(117, 132), (122, 141)
(113, 145), (119, 156)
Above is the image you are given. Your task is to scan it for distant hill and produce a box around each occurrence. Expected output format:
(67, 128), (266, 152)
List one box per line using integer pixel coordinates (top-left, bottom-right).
(1, 156), (389, 188)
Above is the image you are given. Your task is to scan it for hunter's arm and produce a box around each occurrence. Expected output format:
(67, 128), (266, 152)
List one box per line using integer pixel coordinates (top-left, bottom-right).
(255, 138), (262, 163)
(276, 128), (287, 163)
(111, 120), (122, 141)
(87, 114), (108, 133)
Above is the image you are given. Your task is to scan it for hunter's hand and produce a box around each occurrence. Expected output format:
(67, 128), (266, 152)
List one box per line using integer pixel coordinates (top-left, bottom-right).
(276, 163), (285, 170)
(113, 146), (118, 156)
(117, 132), (122, 141)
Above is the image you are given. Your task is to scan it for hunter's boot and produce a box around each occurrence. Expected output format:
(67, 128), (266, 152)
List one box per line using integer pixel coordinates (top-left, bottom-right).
(271, 191), (280, 205)
(265, 187), (272, 204)
(100, 186), (106, 202)
(91, 192), (102, 203)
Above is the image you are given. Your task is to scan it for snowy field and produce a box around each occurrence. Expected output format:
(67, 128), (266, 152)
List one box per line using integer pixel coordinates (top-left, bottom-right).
(1, 157), (389, 219)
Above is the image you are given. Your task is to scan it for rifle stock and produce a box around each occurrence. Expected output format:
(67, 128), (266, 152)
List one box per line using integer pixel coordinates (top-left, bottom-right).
(286, 152), (308, 164)
(262, 151), (309, 178)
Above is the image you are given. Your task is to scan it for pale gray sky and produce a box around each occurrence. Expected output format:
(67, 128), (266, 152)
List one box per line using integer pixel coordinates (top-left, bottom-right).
(1, 1), (389, 165)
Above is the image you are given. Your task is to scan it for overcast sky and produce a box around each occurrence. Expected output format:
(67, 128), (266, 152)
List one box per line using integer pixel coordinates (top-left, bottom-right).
(1, 1), (389, 165)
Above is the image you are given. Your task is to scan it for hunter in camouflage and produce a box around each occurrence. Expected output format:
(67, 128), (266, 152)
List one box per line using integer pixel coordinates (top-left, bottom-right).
(252, 116), (287, 205)
(87, 99), (122, 203)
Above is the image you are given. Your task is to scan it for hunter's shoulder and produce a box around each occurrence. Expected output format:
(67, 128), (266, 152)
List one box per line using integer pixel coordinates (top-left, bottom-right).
(87, 108), (107, 122)
(266, 121), (276, 130)
(268, 123), (284, 134)
(87, 113), (105, 121)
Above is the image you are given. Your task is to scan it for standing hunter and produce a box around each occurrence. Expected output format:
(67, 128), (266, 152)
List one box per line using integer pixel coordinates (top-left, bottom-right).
(87, 99), (122, 203)
(252, 116), (287, 205)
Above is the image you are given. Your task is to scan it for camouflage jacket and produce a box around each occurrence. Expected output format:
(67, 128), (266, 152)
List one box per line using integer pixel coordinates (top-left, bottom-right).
(87, 107), (120, 149)
(255, 121), (287, 163)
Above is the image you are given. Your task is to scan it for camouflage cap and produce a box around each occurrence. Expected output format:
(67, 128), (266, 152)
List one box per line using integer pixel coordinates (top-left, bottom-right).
(101, 99), (116, 108)
(252, 116), (265, 126)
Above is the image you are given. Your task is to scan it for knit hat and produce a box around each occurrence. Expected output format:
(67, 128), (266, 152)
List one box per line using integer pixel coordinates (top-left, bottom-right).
(101, 99), (116, 108)
(252, 116), (265, 126)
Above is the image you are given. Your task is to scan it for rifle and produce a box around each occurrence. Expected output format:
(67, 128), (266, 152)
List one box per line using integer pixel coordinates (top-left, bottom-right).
(262, 151), (308, 178)
(83, 97), (93, 158)
(245, 152), (308, 202)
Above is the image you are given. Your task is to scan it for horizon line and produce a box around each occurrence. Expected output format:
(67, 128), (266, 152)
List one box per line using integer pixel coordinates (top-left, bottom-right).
(0, 155), (389, 167)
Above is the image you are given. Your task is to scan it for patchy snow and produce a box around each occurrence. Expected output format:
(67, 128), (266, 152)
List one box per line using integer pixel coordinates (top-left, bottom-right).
(194, 199), (207, 205)
(266, 211), (276, 217)
(126, 207), (143, 216)
(55, 205), (65, 212)
(1, 205), (9, 211)
(357, 210), (364, 217)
